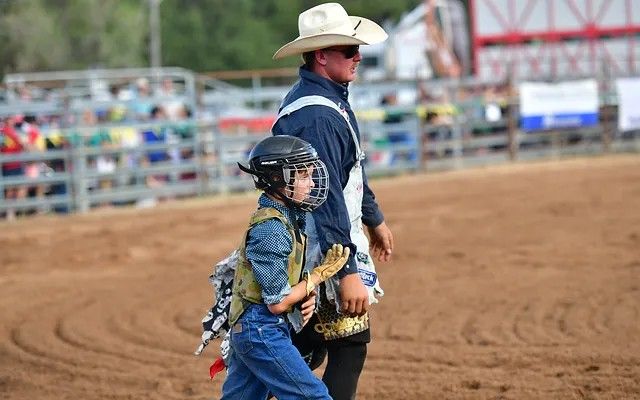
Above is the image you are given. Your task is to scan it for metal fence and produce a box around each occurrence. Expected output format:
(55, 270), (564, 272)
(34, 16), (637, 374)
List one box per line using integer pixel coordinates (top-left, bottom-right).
(2, 112), (639, 218)
(2, 67), (639, 218)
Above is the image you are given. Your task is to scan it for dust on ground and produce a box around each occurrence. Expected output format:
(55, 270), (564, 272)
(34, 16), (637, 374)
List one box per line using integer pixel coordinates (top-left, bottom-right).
(1, 155), (639, 399)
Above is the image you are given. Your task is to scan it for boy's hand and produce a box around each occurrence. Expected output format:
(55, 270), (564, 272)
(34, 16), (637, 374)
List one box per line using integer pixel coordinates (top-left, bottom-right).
(300, 291), (317, 327)
(304, 244), (350, 295)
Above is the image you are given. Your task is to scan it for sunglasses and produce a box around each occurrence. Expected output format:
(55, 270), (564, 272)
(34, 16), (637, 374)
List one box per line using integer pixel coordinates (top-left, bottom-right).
(324, 45), (360, 59)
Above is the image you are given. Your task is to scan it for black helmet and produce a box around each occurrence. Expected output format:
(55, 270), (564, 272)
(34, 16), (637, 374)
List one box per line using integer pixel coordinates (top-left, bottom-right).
(238, 135), (329, 211)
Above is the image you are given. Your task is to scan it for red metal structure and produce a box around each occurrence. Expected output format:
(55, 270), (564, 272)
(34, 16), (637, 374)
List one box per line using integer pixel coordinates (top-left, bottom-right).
(470, 0), (640, 80)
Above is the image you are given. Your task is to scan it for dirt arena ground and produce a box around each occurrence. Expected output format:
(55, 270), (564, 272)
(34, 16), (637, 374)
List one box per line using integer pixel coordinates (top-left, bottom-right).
(1, 155), (639, 400)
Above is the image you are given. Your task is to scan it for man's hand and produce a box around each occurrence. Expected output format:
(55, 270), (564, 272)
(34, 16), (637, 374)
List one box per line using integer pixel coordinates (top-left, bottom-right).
(367, 221), (394, 262)
(300, 291), (317, 327)
(339, 273), (369, 316)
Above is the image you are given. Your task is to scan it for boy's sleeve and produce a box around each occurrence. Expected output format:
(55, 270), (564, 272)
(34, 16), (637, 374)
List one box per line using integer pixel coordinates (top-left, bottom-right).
(245, 219), (294, 305)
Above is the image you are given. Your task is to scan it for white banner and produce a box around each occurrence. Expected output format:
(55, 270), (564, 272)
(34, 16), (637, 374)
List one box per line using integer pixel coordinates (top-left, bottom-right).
(519, 79), (599, 131)
(616, 77), (640, 132)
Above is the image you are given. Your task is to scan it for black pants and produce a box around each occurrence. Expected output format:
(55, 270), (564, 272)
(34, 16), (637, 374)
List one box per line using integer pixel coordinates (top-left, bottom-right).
(292, 314), (370, 400)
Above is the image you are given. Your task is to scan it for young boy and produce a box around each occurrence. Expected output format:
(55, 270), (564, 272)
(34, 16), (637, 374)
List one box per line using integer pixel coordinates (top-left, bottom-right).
(220, 135), (349, 400)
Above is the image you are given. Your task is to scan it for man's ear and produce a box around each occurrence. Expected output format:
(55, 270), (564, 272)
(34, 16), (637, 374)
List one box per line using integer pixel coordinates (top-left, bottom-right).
(315, 50), (328, 66)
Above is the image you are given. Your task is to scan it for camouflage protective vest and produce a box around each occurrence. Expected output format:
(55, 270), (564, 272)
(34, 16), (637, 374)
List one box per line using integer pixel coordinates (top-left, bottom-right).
(228, 207), (306, 326)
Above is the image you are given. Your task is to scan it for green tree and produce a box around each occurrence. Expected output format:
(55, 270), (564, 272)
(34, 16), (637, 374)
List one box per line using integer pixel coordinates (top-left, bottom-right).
(1, 0), (70, 73)
(0, 0), (146, 75)
(59, 0), (146, 69)
(161, 0), (300, 71)
(0, 0), (424, 77)
(160, 0), (422, 72)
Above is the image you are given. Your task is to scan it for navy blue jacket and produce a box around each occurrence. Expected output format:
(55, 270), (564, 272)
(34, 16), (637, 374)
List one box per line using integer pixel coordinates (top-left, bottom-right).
(272, 67), (384, 277)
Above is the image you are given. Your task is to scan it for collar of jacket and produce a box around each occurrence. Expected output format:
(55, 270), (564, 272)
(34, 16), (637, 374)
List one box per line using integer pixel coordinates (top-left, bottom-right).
(299, 66), (350, 103)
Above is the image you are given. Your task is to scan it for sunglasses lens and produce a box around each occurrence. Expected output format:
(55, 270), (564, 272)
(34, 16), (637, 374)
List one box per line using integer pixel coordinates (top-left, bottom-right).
(325, 45), (359, 59)
(343, 45), (359, 58)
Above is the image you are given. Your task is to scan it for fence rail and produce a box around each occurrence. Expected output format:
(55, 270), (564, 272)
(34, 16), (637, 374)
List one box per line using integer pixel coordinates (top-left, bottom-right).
(2, 67), (639, 218)
(2, 114), (639, 218)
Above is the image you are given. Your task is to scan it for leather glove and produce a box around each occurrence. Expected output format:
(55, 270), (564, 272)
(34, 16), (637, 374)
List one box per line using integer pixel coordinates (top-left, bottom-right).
(303, 244), (350, 296)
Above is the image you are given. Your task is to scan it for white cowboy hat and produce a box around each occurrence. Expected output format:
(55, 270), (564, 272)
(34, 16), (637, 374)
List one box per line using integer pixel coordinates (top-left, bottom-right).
(273, 3), (388, 60)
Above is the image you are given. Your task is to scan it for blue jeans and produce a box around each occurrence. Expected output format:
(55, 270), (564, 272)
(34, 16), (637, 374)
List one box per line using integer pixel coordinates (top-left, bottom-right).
(220, 304), (331, 400)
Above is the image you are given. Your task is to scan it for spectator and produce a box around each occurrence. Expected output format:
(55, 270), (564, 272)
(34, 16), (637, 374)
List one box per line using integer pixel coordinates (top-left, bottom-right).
(19, 115), (48, 214)
(141, 106), (170, 188)
(156, 77), (182, 120)
(1, 116), (27, 220)
(17, 85), (33, 102)
(380, 92), (404, 124)
(109, 125), (141, 187)
(173, 105), (197, 181)
(44, 121), (72, 213)
(83, 110), (117, 197)
(130, 78), (153, 121)
(107, 84), (129, 122)
(173, 104), (195, 137)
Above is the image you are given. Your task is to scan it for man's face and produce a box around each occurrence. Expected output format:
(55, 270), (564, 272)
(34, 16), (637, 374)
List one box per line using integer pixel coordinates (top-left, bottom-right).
(321, 45), (362, 84)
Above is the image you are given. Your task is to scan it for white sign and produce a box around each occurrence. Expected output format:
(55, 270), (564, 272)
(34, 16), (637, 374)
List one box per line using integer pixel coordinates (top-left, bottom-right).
(519, 79), (599, 131)
(616, 77), (640, 132)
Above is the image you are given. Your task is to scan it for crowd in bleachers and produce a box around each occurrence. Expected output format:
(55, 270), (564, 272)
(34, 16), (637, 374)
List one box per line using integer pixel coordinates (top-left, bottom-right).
(356, 83), (514, 163)
(1, 76), (202, 220)
(4, 71), (627, 220)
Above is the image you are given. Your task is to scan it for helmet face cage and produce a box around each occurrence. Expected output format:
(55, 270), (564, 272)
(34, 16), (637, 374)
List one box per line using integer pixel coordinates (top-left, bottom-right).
(243, 135), (329, 211)
(282, 158), (329, 212)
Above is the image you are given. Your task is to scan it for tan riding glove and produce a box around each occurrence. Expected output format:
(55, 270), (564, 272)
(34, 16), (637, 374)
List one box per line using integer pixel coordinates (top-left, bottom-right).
(303, 244), (350, 296)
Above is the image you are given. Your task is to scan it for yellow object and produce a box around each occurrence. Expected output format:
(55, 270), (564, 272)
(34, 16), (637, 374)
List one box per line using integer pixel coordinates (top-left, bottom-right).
(109, 126), (137, 145)
(304, 244), (350, 296)
(415, 103), (458, 119)
(355, 108), (387, 121)
(47, 130), (64, 147)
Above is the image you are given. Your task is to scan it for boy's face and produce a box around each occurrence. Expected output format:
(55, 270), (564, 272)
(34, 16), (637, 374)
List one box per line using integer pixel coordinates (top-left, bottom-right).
(287, 166), (315, 204)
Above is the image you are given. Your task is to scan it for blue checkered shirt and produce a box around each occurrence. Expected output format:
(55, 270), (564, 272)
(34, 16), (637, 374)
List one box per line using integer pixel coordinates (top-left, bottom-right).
(245, 194), (306, 305)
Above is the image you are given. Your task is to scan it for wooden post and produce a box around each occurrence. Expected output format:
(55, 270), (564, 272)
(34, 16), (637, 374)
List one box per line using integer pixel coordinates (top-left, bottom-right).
(601, 104), (614, 153)
(506, 67), (518, 161)
(550, 128), (561, 160)
(71, 144), (89, 213)
(418, 113), (429, 171)
(194, 121), (206, 197)
(417, 79), (430, 171)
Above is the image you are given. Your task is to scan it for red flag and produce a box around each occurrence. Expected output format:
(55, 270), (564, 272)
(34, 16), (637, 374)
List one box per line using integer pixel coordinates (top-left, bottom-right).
(209, 357), (226, 380)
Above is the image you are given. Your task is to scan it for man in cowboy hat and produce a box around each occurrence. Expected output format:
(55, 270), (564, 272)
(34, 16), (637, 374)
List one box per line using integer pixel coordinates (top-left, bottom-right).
(272, 3), (394, 399)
